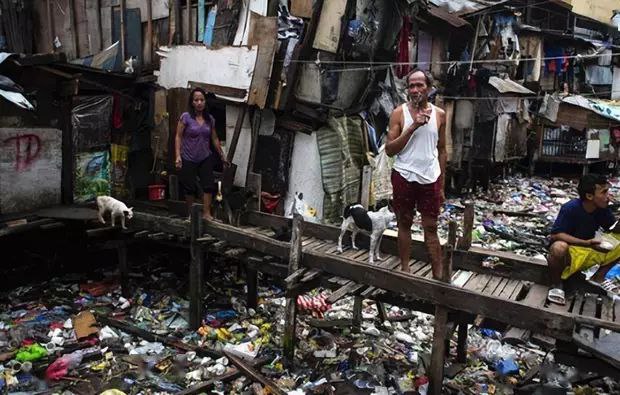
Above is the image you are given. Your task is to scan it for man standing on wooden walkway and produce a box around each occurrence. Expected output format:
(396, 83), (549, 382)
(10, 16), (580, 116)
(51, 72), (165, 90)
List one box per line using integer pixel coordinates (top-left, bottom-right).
(385, 69), (447, 279)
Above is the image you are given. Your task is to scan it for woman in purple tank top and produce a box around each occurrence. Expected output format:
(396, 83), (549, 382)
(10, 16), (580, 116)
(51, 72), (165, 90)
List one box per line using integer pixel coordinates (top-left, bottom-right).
(175, 87), (229, 221)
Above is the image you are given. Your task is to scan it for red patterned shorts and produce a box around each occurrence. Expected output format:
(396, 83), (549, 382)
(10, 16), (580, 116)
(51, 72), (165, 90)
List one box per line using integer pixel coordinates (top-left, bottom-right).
(390, 170), (441, 221)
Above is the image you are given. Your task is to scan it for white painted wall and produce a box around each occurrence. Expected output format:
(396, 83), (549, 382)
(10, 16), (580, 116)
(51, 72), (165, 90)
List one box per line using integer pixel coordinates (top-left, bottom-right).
(156, 45), (258, 102)
(284, 132), (324, 222)
(0, 128), (62, 214)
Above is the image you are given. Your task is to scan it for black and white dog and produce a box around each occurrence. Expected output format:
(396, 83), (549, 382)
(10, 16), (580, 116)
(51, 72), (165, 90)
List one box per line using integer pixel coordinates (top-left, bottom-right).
(337, 203), (395, 264)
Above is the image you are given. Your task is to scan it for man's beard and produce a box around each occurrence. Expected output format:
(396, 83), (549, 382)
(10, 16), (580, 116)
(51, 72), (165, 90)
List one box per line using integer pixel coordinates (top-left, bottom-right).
(410, 93), (426, 108)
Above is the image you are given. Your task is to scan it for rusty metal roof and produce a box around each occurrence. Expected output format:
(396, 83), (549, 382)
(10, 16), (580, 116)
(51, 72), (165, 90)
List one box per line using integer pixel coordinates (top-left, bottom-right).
(488, 76), (534, 94)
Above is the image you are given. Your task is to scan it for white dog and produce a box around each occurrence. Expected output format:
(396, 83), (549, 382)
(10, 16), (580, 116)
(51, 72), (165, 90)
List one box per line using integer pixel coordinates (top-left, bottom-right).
(96, 196), (134, 229)
(337, 204), (395, 264)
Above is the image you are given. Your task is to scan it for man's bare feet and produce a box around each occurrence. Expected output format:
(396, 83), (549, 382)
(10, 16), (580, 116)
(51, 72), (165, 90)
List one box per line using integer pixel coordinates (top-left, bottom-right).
(203, 214), (214, 221)
(400, 263), (410, 273)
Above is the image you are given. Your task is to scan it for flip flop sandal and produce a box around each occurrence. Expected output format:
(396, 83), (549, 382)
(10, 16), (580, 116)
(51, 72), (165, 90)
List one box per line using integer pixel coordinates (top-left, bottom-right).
(547, 288), (566, 305)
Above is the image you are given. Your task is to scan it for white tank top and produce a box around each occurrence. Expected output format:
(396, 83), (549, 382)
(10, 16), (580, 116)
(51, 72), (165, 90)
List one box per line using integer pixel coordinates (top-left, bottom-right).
(393, 103), (441, 184)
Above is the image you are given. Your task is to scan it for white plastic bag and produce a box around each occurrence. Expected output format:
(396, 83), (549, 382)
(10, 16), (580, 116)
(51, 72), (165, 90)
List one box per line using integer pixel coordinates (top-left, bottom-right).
(370, 144), (394, 205)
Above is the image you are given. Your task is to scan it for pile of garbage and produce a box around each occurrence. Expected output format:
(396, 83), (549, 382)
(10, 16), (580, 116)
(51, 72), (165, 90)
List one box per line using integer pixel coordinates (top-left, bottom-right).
(410, 175), (620, 258)
(0, 250), (618, 395)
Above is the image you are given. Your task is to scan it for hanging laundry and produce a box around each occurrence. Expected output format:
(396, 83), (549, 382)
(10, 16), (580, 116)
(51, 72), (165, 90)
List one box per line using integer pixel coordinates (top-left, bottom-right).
(396, 17), (411, 78)
(416, 30), (432, 71)
(519, 35), (542, 82)
(544, 46), (566, 75)
(585, 65), (613, 85)
(278, 4), (304, 40)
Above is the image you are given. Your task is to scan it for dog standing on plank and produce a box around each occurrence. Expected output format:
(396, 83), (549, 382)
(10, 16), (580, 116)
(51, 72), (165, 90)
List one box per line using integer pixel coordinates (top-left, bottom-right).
(337, 203), (396, 264)
(96, 196), (134, 229)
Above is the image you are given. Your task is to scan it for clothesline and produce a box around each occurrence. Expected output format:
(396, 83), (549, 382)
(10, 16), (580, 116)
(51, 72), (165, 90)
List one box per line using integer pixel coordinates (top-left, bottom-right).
(279, 51), (620, 68)
(438, 90), (620, 101)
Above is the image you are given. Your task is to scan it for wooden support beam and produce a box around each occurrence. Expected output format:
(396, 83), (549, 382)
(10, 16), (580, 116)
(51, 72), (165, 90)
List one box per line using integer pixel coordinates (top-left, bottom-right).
(376, 301), (388, 323)
(130, 210), (620, 339)
(189, 204), (204, 329)
(176, 357), (270, 395)
(226, 105), (248, 163)
(457, 202), (474, 250)
(224, 352), (286, 395)
(145, 0), (153, 64)
(456, 323), (468, 363)
(46, 0), (55, 52)
(97, 315), (221, 358)
(0, 219), (56, 237)
(117, 241), (129, 297)
(246, 257), (260, 309)
(119, 0), (127, 60)
(352, 296), (363, 333)
(169, 174), (179, 201)
(185, 0), (191, 43)
(429, 220), (457, 395)
(131, 212), (189, 237)
(245, 211), (550, 285)
(189, 81), (247, 99)
(246, 110), (261, 184)
(283, 214), (303, 365)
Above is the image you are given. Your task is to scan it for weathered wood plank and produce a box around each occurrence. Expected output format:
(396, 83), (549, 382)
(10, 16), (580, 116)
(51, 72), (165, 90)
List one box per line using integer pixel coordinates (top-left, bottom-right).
(300, 249), (576, 340)
(482, 276), (503, 295)
(245, 211), (550, 284)
(283, 215), (303, 364)
(457, 203), (474, 250)
(491, 278), (509, 296)
(498, 280), (519, 300)
(429, 220), (457, 395)
(509, 282), (525, 300)
(503, 284), (550, 345)
(579, 294), (598, 343)
(466, 274), (491, 294)
(131, 212), (189, 237)
(247, 13), (277, 108)
(189, 204), (205, 330)
(132, 210), (620, 339)
(224, 352), (286, 395)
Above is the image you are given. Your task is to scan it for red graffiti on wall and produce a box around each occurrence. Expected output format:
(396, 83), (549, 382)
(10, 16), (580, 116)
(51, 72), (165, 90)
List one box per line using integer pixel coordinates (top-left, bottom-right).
(3, 134), (42, 171)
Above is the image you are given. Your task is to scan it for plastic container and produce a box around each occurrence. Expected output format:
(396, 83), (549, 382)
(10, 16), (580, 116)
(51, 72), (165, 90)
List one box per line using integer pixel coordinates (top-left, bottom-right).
(148, 184), (166, 201)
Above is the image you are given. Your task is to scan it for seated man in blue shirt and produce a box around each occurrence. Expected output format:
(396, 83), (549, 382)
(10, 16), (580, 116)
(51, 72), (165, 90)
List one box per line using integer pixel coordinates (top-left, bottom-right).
(547, 174), (619, 305)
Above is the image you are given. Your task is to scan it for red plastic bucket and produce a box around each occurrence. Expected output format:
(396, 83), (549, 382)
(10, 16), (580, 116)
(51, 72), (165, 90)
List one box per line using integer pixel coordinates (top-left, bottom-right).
(148, 184), (166, 201)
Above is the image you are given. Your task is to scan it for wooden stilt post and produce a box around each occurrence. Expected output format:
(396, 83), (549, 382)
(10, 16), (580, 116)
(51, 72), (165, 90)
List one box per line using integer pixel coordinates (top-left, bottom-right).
(456, 322), (468, 363)
(352, 296), (363, 333)
(169, 174), (179, 201)
(189, 204), (204, 330)
(376, 301), (388, 323)
(246, 257), (260, 309)
(283, 214), (303, 365)
(117, 241), (129, 297)
(457, 202), (474, 250)
(429, 220), (457, 395)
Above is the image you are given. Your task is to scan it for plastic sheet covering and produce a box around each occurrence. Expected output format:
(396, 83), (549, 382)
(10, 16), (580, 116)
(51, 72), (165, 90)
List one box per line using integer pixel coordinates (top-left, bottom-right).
(316, 115), (365, 222)
(111, 144), (129, 198)
(72, 96), (113, 152)
(74, 150), (111, 203)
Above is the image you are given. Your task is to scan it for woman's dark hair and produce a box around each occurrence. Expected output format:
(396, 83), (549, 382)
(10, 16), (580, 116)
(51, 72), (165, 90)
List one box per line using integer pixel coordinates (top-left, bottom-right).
(578, 173), (608, 199)
(187, 87), (209, 118)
